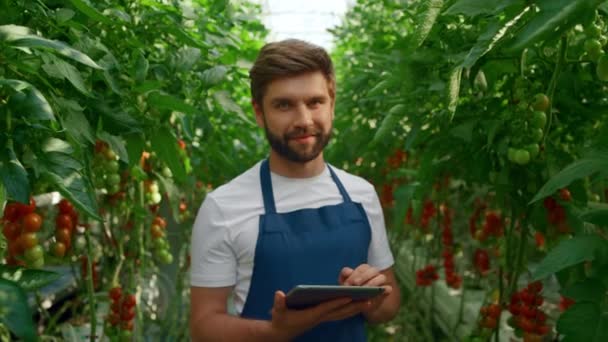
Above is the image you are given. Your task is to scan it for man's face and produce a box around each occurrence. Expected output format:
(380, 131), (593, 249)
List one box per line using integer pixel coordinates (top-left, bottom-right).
(254, 71), (335, 163)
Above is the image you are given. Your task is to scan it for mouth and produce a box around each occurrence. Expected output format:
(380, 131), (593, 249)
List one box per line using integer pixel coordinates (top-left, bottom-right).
(290, 135), (316, 143)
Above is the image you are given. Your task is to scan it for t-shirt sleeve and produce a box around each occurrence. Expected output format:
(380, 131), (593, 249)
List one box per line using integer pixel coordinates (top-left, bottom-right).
(190, 195), (237, 287)
(364, 185), (395, 271)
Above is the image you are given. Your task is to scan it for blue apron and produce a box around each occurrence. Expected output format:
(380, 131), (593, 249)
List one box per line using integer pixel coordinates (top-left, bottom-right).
(241, 159), (371, 341)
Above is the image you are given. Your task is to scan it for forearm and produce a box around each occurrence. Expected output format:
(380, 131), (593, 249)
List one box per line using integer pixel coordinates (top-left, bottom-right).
(190, 313), (287, 342)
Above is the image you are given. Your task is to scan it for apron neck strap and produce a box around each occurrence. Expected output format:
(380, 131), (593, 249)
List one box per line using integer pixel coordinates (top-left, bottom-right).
(260, 159), (353, 214)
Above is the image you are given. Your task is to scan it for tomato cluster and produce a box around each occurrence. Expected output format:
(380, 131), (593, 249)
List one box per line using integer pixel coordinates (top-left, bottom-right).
(151, 216), (173, 264)
(543, 193), (570, 234)
(478, 303), (501, 330)
(470, 209), (503, 242)
(52, 199), (79, 258)
(440, 204), (461, 289)
(107, 286), (136, 339)
(582, 14), (608, 81)
(415, 264), (439, 287)
(473, 248), (490, 276)
(92, 141), (122, 195)
(420, 200), (436, 231)
(144, 180), (162, 206)
(507, 282), (550, 338)
(2, 198), (45, 268)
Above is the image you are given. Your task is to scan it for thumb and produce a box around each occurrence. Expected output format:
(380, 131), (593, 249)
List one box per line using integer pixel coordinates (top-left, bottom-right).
(274, 290), (287, 312)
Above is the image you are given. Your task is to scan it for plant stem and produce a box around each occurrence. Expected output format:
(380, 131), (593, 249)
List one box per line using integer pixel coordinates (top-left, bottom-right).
(509, 215), (529, 296)
(84, 228), (97, 342)
(544, 35), (568, 145)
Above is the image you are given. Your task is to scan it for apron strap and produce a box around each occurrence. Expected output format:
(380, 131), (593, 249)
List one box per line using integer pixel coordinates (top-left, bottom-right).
(260, 159), (277, 214)
(328, 166), (352, 203)
(259, 159), (353, 214)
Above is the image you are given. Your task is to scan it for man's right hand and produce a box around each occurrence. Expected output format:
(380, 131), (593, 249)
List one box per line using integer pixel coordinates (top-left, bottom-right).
(269, 290), (372, 340)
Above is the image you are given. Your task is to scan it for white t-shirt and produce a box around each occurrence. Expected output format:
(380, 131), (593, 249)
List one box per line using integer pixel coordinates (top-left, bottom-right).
(190, 160), (394, 314)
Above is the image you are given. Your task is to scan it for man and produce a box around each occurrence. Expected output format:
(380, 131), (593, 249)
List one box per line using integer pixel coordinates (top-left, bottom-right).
(190, 39), (401, 341)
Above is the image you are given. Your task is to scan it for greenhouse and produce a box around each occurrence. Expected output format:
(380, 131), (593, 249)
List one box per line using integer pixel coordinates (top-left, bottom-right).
(1, 0), (607, 341)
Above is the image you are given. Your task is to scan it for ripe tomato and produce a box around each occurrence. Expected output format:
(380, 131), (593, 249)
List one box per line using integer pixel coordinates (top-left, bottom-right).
(52, 242), (67, 258)
(487, 304), (501, 319)
(23, 213), (42, 232)
(153, 216), (167, 228)
(123, 294), (136, 308)
(121, 307), (136, 321)
(56, 214), (74, 231)
(17, 198), (36, 217)
(481, 316), (497, 329)
(108, 313), (120, 326)
(2, 203), (20, 222)
(109, 287), (122, 302)
(121, 320), (134, 331)
(518, 317), (535, 333)
(559, 188), (571, 201)
(19, 233), (38, 249)
(2, 221), (21, 240)
(151, 225), (164, 239)
(58, 199), (74, 215)
(55, 228), (71, 245)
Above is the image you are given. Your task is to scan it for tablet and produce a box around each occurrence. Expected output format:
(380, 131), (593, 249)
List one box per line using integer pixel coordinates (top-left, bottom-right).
(285, 285), (385, 310)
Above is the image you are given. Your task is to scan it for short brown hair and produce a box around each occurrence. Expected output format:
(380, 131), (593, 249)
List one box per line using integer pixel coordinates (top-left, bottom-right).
(249, 39), (335, 106)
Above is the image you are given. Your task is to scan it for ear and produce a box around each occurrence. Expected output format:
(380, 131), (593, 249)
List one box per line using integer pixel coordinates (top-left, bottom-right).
(252, 100), (265, 128)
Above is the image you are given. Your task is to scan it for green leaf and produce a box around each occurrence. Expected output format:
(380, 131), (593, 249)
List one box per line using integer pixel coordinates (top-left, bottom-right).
(0, 265), (61, 291)
(450, 120), (477, 142)
(531, 235), (608, 280)
(367, 80), (391, 97)
(372, 104), (405, 147)
(150, 127), (187, 183)
(67, 0), (113, 25)
(213, 91), (255, 125)
(0, 279), (37, 341)
(134, 51), (149, 84)
(147, 91), (199, 115)
(97, 132), (129, 164)
(59, 100), (95, 145)
(411, 0), (444, 48)
(201, 65), (228, 86)
(561, 278), (607, 302)
(404, 123), (421, 150)
(461, 7), (531, 68)
(42, 138), (73, 154)
(447, 67), (462, 117)
(393, 183), (420, 227)
(41, 56), (90, 95)
(506, 0), (599, 52)
(530, 155), (608, 204)
(557, 302), (608, 342)
(0, 26), (103, 69)
(444, 0), (523, 16)
(0, 147), (30, 203)
(1, 79), (55, 121)
(580, 204), (608, 226)
(153, 171), (182, 222)
(0, 183), (5, 207)
(124, 134), (145, 168)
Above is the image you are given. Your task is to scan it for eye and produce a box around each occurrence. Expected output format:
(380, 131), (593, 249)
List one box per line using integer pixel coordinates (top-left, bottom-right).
(309, 98), (324, 107)
(276, 101), (290, 110)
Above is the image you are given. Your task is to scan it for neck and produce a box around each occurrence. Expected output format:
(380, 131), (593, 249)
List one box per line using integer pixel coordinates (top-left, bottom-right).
(268, 150), (326, 178)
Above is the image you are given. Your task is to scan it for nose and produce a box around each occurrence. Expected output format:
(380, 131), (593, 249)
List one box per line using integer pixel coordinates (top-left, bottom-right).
(293, 103), (314, 128)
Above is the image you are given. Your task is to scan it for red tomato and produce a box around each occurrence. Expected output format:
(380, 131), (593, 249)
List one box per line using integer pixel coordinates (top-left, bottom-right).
(2, 203), (20, 222)
(123, 294), (136, 308)
(56, 214), (74, 231)
(559, 188), (571, 201)
(23, 213), (42, 232)
(109, 287), (122, 302)
(52, 242), (66, 258)
(58, 199), (74, 214)
(2, 221), (21, 240)
(55, 228), (71, 246)
(17, 198), (36, 217)
(19, 233), (38, 249)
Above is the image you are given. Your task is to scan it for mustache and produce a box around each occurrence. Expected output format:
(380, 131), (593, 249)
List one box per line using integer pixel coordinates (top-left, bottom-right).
(285, 128), (321, 139)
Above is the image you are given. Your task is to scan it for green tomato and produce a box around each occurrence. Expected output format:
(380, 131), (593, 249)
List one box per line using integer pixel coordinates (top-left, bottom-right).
(586, 24), (602, 38)
(29, 257), (45, 269)
(108, 184), (121, 194)
(530, 111), (547, 129)
(104, 148), (117, 160)
(531, 93), (550, 112)
(513, 149), (530, 165)
(119, 330), (132, 342)
(526, 143), (540, 159)
(105, 160), (119, 173)
(25, 245), (44, 263)
(597, 55), (608, 81)
(107, 174), (121, 186)
(162, 167), (173, 178)
(531, 128), (544, 142)
(150, 192), (162, 204)
(507, 148), (517, 162)
(585, 39), (604, 62)
(159, 250), (173, 264)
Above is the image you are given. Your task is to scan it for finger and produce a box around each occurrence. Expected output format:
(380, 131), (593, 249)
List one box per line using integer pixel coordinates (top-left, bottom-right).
(312, 296), (353, 317)
(273, 290), (287, 312)
(345, 265), (376, 285)
(339, 267), (354, 284)
(362, 273), (387, 287)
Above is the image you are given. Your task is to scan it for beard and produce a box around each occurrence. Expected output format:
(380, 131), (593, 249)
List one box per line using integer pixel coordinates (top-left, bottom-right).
(264, 121), (332, 163)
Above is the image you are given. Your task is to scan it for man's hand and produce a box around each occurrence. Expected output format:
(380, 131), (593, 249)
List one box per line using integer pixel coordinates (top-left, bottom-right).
(338, 265), (393, 315)
(270, 290), (372, 340)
